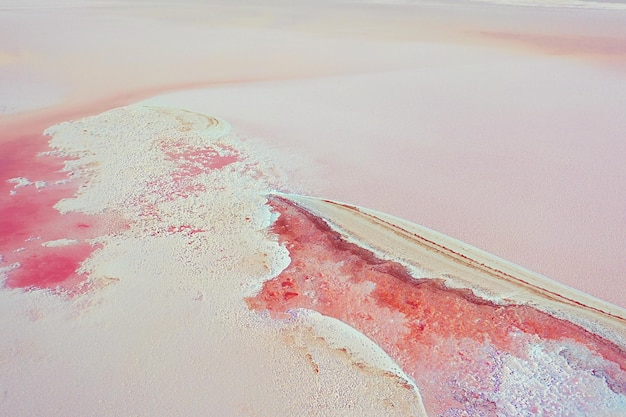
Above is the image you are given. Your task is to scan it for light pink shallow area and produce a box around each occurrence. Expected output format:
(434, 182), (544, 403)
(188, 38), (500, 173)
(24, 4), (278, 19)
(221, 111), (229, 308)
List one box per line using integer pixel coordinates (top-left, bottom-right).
(2, 1), (625, 308)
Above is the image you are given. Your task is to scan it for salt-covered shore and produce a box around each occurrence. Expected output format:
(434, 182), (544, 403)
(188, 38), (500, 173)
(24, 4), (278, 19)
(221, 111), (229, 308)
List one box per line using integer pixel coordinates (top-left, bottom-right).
(1, 105), (428, 415)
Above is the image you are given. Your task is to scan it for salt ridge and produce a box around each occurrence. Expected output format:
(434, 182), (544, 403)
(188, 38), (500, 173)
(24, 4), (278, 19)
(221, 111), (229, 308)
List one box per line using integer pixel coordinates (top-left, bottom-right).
(0, 104), (424, 416)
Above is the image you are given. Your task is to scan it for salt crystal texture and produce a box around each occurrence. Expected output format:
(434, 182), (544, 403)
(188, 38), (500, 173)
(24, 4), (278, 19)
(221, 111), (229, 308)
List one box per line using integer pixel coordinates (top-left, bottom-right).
(0, 105), (426, 416)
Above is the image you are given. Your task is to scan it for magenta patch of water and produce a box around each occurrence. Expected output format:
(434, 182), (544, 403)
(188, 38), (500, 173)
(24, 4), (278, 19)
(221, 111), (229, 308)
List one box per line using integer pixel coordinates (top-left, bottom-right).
(0, 133), (125, 294)
(4, 243), (98, 291)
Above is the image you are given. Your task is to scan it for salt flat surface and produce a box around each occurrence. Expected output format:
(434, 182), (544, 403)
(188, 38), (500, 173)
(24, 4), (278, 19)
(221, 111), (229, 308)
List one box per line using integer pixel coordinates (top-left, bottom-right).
(1, 1), (625, 415)
(249, 195), (626, 415)
(0, 105), (424, 415)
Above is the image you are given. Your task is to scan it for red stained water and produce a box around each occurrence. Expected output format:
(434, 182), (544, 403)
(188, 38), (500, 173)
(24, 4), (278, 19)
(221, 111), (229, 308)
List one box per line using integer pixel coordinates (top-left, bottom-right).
(0, 132), (125, 293)
(247, 197), (626, 414)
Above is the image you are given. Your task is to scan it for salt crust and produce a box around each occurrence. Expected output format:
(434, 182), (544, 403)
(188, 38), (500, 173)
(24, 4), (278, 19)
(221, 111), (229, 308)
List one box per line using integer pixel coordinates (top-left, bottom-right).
(293, 309), (424, 394)
(491, 339), (626, 414)
(41, 238), (79, 247)
(0, 105), (426, 416)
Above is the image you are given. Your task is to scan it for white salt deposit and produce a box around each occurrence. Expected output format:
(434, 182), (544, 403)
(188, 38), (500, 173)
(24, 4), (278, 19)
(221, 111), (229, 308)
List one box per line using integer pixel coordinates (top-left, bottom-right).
(41, 238), (79, 247)
(489, 339), (626, 415)
(293, 309), (425, 400)
(7, 177), (32, 190)
(7, 177), (47, 194)
(0, 105), (425, 416)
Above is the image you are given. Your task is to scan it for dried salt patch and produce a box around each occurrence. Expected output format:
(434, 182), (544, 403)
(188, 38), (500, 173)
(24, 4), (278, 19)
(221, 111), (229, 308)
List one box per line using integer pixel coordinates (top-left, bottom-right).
(0, 104), (424, 415)
(6, 177), (47, 193)
(0, 262), (20, 277)
(489, 340), (626, 415)
(294, 309), (425, 396)
(46, 106), (274, 216)
(41, 239), (79, 247)
(7, 177), (32, 188)
(42, 104), (300, 302)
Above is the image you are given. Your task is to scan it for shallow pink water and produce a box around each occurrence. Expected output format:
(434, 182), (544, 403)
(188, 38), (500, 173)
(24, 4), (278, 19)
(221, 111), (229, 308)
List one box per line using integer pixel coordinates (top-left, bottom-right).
(0, 132), (126, 293)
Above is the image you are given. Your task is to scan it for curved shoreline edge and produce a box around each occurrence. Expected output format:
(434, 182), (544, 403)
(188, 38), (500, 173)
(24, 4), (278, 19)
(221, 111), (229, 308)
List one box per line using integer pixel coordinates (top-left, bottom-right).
(276, 192), (626, 347)
(251, 192), (626, 414)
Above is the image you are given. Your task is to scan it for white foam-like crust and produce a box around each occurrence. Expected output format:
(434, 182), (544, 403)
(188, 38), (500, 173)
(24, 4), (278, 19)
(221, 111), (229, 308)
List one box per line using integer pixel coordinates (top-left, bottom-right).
(41, 238), (78, 247)
(7, 177), (32, 188)
(6, 177), (48, 194)
(46, 106), (228, 215)
(490, 339), (626, 414)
